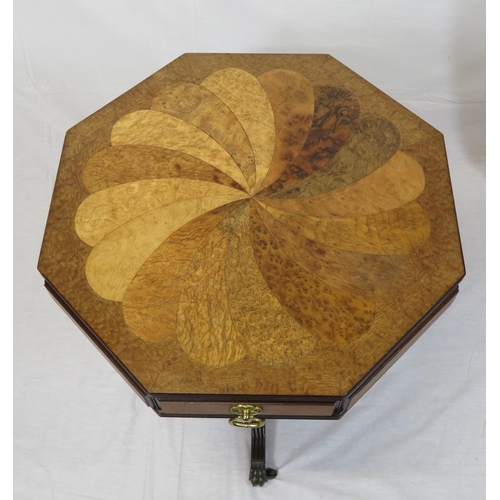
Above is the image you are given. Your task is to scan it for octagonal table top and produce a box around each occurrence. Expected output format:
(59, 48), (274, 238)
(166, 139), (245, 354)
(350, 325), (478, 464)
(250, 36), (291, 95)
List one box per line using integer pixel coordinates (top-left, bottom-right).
(38, 53), (464, 411)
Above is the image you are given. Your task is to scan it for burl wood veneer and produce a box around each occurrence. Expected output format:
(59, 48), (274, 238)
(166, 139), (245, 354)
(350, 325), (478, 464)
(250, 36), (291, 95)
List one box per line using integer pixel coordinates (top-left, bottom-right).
(39, 54), (464, 419)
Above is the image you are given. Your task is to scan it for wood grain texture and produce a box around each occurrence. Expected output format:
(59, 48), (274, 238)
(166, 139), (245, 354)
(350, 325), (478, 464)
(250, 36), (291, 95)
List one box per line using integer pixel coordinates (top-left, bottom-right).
(82, 145), (245, 193)
(257, 70), (315, 190)
(38, 137), (178, 390)
(176, 210), (247, 367)
(185, 53), (330, 84)
(122, 202), (244, 342)
(151, 84), (256, 188)
(313, 55), (438, 150)
(68, 54), (197, 151)
(201, 68), (275, 191)
(267, 113), (400, 199)
(260, 201), (430, 255)
(250, 202), (376, 344)
(255, 203), (419, 302)
(38, 54), (465, 400)
(111, 110), (250, 191)
(225, 204), (318, 366)
(260, 151), (425, 217)
(75, 178), (247, 246)
(258, 86), (360, 196)
(85, 194), (246, 301)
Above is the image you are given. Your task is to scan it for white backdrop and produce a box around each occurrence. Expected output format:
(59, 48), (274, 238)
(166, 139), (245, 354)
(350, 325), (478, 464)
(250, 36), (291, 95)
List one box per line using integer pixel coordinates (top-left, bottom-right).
(14, 1), (485, 499)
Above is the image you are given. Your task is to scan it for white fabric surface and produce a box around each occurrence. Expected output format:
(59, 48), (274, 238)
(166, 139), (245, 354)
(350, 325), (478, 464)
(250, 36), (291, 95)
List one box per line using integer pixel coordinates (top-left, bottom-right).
(14, 1), (485, 498)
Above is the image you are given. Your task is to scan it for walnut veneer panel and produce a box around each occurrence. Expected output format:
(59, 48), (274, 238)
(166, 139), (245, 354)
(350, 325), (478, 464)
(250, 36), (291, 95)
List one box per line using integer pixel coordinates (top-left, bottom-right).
(39, 54), (464, 398)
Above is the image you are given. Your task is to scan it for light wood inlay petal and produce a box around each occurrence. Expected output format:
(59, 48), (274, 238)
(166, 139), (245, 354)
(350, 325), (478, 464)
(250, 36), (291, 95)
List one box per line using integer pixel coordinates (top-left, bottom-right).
(257, 69), (315, 190)
(256, 204), (418, 302)
(111, 110), (250, 191)
(260, 202), (430, 255)
(152, 84), (256, 188)
(82, 146), (246, 193)
(260, 151), (426, 217)
(225, 204), (318, 366)
(85, 195), (244, 302)
(201, 68), (275, 192)
(75, 178), (247, 247)
(122, 203), (243, 343)
(250, 202), (376, 343)
(176, 212), (246, 367)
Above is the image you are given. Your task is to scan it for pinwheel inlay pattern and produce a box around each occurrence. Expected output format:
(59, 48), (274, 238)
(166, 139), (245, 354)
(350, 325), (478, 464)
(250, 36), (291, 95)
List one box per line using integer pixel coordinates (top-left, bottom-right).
(74, 67), (430, 368)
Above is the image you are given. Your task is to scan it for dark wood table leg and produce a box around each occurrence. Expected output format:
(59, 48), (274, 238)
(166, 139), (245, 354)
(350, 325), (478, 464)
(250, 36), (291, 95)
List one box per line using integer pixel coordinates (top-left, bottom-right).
(249, 425), (278, 486)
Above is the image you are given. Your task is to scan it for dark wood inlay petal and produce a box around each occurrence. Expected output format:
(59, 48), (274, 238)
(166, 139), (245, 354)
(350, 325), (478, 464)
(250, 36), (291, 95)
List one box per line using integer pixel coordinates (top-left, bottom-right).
(250, 202), (376, 344)
(258, 86), (360, 196)
(267, 113), (400, 199)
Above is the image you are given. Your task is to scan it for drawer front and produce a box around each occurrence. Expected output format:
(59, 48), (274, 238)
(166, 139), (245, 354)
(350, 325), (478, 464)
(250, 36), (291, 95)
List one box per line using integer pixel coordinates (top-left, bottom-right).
(157, 401), (335, 417)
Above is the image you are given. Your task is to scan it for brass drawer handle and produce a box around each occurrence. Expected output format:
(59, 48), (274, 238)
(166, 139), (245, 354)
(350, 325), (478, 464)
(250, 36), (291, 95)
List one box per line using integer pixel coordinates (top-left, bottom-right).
(229, 404), (265, 428)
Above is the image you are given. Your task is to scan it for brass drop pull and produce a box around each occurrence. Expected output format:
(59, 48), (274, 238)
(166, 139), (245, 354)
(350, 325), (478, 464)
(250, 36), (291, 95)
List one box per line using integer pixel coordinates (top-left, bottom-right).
(228, 404), (265, 428)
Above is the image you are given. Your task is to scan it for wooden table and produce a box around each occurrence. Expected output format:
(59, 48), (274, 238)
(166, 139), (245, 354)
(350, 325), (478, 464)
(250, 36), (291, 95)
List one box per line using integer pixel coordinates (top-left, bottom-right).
(38, 53), (465, 486)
